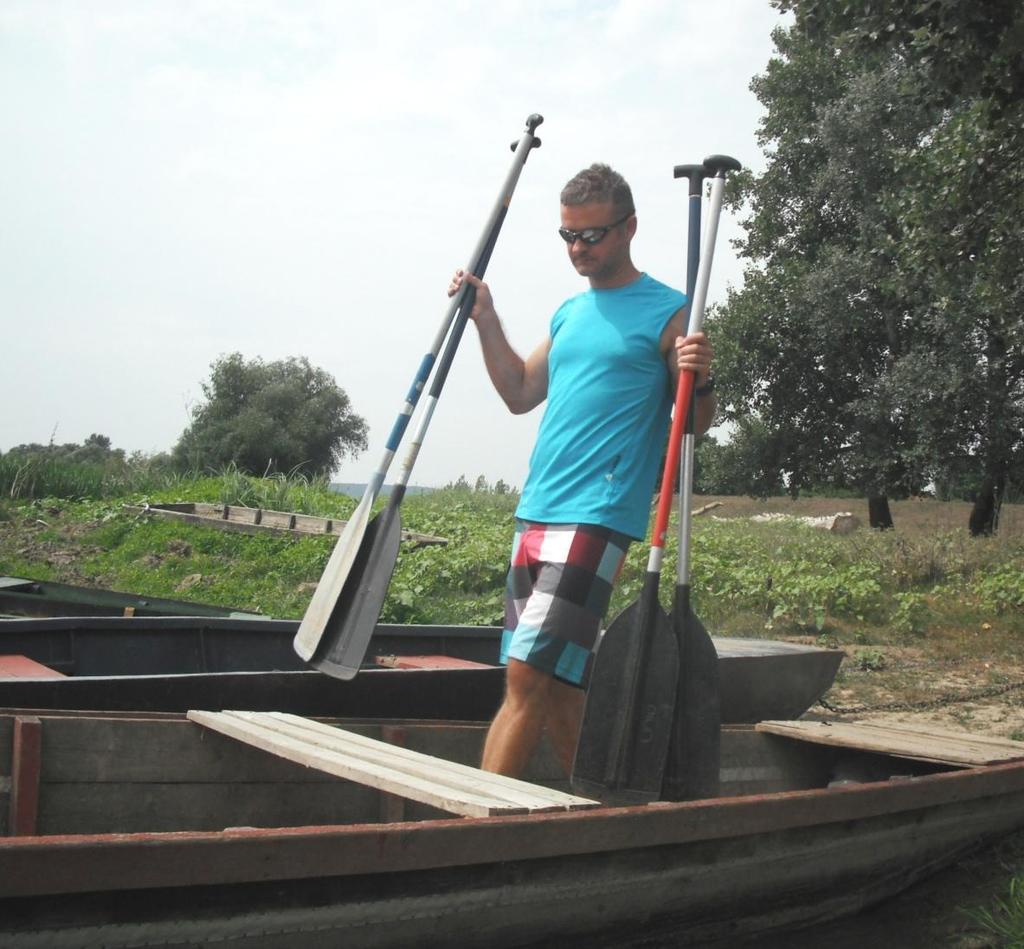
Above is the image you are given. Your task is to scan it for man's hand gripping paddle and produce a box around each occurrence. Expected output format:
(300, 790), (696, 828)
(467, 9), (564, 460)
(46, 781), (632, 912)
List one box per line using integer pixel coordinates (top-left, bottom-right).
(572, 155), (739, 804)
(293, 115), (543, 678)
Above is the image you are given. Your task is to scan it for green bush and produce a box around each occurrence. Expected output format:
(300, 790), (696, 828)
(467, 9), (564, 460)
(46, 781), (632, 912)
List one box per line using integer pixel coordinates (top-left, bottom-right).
(970, 562), (1024, 613)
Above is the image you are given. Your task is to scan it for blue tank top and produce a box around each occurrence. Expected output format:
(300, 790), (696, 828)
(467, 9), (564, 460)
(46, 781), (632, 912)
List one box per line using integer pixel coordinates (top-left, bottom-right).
(516, 273), (686, 539)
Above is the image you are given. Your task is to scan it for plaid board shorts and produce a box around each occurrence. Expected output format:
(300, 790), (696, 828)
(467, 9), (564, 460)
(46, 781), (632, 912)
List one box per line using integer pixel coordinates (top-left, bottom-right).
(501, 520), (631, 688)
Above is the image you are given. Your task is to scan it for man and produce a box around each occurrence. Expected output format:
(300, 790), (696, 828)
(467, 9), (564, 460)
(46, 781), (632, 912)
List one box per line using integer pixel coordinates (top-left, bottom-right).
(449, 163), (716, 778)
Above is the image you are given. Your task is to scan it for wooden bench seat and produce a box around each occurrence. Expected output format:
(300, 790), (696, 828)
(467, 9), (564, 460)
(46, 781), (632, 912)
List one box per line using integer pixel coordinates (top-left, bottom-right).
(757, 719), (1024, 768)
(188, 710), (600, 818)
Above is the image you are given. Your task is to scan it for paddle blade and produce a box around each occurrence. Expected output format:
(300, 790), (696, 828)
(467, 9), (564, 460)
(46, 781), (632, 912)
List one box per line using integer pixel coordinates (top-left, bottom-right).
(293, 493), (375, 661)
(663, 603), (721, 801)
(305, 506), (403, 680)
(571, 597), (679, 804)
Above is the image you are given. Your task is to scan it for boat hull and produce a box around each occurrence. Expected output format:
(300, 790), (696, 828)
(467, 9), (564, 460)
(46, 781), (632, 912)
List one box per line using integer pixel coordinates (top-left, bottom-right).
(0, 616), (842, 722)
(1, 713), (1022, 947)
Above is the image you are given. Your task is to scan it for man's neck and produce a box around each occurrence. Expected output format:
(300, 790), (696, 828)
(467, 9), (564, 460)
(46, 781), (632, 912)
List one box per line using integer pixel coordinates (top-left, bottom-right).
(588, 262), (642, 290)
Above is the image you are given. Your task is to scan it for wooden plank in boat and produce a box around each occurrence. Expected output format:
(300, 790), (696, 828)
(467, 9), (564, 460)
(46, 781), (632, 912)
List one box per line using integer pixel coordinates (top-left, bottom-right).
(756, 719), (1024, 767)
(187, 710), (600, 818)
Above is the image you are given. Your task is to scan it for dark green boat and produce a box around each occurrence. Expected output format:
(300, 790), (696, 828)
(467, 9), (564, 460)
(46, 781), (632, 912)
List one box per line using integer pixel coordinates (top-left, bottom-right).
(0, 612), (842, 724)
(0, 576), (262, 619)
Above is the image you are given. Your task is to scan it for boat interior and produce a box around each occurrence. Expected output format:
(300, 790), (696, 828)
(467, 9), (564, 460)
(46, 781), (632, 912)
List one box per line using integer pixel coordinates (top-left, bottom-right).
(4, 709), (1017, 838)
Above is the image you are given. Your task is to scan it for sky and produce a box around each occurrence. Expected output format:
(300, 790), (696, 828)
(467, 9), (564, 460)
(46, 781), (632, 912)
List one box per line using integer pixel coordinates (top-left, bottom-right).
(0, 0), (786, 490)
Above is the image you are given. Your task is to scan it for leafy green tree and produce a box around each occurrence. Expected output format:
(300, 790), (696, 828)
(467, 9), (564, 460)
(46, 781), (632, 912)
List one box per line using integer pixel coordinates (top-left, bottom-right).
(173, 353), (368, 477)
(713, 0), (1024, 530)
(695, 421), (786, 498)
(792, 0), (1024, 534)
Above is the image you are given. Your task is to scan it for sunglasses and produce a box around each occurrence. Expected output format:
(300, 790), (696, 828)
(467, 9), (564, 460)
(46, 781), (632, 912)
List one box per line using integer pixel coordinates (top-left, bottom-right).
(558, 209), (635, 245)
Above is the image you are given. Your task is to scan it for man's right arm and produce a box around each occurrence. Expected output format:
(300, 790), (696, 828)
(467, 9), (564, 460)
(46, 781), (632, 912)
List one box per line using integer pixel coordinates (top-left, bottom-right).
(450, 271), (549, 415)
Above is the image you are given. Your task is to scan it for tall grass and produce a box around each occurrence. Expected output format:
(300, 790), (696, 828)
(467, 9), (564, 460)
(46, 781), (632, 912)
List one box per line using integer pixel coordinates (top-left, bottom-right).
(964, 875), (1024, 947)
(213, 463), (337, 514)
(0, 455), (340, 513)
(0, 454), (135, 499)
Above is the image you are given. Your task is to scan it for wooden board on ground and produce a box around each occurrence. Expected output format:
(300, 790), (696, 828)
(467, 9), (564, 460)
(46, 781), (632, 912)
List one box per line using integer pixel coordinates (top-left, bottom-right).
(127, 502), (447, 547)
(187, 710), (599, 818)
(756, 719), (1024, 767)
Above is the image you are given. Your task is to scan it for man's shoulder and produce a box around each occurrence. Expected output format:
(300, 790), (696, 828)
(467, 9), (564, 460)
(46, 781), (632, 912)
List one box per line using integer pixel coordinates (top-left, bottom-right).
(636, 272), (685, 301)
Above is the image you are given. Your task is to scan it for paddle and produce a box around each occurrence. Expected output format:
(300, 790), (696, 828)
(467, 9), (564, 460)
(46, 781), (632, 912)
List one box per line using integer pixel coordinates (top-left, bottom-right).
(662, 155), (740, 801)
(293, 114), (543, 675)
(572, 156), (737, 804)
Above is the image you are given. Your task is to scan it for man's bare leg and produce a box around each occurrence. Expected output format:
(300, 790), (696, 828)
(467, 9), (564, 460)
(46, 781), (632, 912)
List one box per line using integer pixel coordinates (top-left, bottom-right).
(481, 658), (556, 777)
(543, 678), (586, 774)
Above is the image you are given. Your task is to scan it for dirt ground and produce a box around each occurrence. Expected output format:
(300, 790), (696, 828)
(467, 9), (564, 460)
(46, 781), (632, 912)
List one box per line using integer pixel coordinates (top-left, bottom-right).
(693, 493), (1024, 536)
(802, 638), (1024, 740)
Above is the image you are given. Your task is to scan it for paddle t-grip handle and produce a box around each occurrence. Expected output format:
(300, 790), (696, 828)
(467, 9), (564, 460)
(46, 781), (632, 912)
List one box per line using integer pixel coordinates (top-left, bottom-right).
(702, 154), (742, 176)
(511, 113), (543, 150)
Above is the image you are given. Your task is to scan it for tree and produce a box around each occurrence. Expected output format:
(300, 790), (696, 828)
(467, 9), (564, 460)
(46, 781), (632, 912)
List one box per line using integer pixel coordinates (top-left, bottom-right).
(695, 422), (786, 498)
(712, 1), (1024, 530)
(792, 0), (1024, 534)
(7, 433), (125, 467)
(173, 353), (368, 477)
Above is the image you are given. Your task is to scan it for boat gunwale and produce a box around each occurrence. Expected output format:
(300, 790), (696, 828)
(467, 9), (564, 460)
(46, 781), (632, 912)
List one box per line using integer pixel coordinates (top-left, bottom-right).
(0, 615), (502, 638)
(0, 614), (845, 656)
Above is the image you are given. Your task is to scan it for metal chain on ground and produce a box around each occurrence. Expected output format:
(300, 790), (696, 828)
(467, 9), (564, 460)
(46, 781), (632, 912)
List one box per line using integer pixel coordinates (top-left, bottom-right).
(816, 678), (1024, 715)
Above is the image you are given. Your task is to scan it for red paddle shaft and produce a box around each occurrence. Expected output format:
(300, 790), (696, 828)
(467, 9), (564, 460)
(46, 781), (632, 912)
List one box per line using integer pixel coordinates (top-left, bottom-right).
(652, 372), (697, 554)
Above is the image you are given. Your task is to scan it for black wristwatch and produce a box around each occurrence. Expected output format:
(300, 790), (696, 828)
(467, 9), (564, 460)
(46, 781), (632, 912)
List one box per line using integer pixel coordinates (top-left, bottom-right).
(695, 375), (715, 397)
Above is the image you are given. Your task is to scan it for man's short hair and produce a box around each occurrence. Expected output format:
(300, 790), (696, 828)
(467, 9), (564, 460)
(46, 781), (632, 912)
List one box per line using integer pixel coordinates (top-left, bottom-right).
(560, 163), (634, 217)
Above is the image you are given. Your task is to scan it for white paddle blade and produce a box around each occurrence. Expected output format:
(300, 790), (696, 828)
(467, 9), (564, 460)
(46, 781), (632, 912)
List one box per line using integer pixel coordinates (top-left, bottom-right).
(292, 493), (375, 661)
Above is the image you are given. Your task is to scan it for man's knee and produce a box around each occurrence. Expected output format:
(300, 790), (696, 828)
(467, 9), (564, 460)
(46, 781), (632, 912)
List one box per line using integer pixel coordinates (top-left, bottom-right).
(504, 658), (554, 706)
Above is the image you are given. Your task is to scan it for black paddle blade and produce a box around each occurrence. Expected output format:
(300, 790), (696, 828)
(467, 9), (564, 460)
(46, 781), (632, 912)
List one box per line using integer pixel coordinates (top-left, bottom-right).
(572, 595), (679, 804)
(308, 506), (403, 681)
(663, 602), (721, 801)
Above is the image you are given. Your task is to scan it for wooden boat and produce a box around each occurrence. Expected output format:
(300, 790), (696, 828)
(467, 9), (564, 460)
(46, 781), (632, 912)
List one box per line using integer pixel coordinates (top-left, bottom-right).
(126, 501), (448, 546)
(1, 708), (1023, 947)
(0, 575), (262, 619)
(0, 615), (842, 723)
